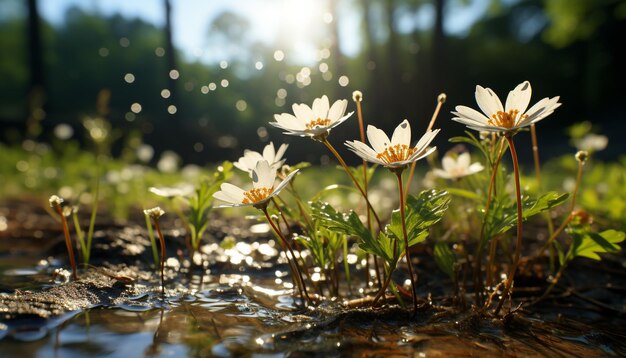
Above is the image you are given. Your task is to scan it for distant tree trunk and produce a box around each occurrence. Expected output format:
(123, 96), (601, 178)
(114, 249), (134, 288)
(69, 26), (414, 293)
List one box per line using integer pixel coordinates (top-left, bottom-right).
(329, 0), (346, 99)
(383, 0), (402, 120)
(164, 0), (179, 118)
(431, 0), (446, 99)
(360, 0), (380, 119)
(26, 0), (45, 138)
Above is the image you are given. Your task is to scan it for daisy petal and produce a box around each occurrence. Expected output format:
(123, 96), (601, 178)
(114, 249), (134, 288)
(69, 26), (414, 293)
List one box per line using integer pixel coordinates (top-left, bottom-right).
(475, 85), (504, 117)
(391, 119), (411, 146)
(312, 95), (330, 120)
(454, 105), (490, 125)
(262, 142), (276, 161)
(252, 160), (275, 189)
(328, 99), (348, 122)
(345, 140), (382, 164)
(505, 81), (532, 113)
(367, 125), (391, 153)
(292, 103), (314, 122)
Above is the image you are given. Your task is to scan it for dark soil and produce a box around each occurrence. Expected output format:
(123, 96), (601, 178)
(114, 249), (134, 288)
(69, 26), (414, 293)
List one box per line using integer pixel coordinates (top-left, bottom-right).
(1, 198), (625, 356)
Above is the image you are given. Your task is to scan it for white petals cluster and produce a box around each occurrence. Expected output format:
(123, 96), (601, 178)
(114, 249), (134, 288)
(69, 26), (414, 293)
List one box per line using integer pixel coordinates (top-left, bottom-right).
(345, 119), (439, 168)
(144, 207), (165, 219)
(213, 160), (298, 208)
(49, 195), (64, 208)
(270, 95), (353, 138)
(433, 152), (484, 180)
(452, 81), (561, 133)
(234, 142), (289, 174)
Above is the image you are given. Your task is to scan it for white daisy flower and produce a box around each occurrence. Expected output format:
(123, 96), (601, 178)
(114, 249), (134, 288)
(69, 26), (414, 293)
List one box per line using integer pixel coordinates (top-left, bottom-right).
(432, 152), (484, 180)
(233, 142), (289, 174)
(213, 160), (298, 208)
(452, 81), (561, 133)
(345, 119), (440, 169)
(270, 95), (353, 139)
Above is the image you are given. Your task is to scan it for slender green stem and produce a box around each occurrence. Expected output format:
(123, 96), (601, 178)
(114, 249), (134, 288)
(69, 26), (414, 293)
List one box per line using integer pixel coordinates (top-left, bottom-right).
(342, 234), (352, 293)
(405, 94), (445, 200)
(396, 171), (418, 314)
(152, 218), (166, 296)
(530, 124), (542, 188)
(321, 138), (382, 228)
(72, 211), (87, 264)
(86, 168), (101, 264)
(262, 207), (311, 306)
(495, 135), (523, 315)
(355, 98), (381, 290)
(56, 205), (78, 280)
(372, 262), (396, 305)
(537, 158), (584, 256)
(144, 213), (160, 268)
(477, 137), (506, 305)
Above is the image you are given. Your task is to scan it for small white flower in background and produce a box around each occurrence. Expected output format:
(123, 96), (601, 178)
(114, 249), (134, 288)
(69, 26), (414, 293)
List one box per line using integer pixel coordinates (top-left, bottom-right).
(136, 144), (154, 162)
(49, 195), (64, 208)
(270, 95), (353, 139)
(452, 81), (561, 133)
(433, 152), (484, 180)
(157, 150), (180, 173)
(213, 160), (298, 208)
(574, 133), (608, 153)
(144, 207), (165, 219)
(149, 184), (195, 198)
(345, 119), (440, 169)
(234, 142), (289, 174)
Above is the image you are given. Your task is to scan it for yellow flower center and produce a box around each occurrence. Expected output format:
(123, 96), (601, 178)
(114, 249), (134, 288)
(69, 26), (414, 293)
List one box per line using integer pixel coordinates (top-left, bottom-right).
(242, 187), (273, 204)
(487, 110), (528, 129)
(376, 144), (417, 164)
(306, 118), (331, 130)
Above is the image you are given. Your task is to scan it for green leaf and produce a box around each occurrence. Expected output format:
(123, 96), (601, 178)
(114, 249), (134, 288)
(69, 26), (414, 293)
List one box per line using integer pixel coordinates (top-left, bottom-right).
(311, 201), (392, 262)
(487, 191), (569, 237)
(387, 190), (450, 241)
(446, 187), (482, 202)
(434, 242), (456, 280)
(572, 229), (624, 261)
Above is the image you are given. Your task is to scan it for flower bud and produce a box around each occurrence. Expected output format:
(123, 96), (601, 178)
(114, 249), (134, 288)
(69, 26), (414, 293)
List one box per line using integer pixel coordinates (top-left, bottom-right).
(49, 195), (64, 208)
(437, 93), (447, 103)
(575, 150), (588, 163)
(144, 207), (165, 219)
(352, 90), (363, 102)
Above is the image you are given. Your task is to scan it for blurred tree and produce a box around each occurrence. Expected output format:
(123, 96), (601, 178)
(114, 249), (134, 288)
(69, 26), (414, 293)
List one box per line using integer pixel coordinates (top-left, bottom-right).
(26, 0), (46, 138)
(163, 0), (179, 119)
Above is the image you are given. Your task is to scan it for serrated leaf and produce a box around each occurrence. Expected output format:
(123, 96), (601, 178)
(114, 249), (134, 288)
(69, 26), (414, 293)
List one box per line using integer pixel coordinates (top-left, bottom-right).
(387, 190), (450, 242)
(310, 201), (385, 259)
(572, 229), (624, 261)
(487, 191), (569, 237)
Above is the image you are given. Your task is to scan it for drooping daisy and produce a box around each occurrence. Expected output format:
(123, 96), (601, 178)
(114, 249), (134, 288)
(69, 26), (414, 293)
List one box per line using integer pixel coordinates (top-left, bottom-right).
(233, 142), (289, 174)
(213, 160), (298, 208)
(433, 152), (484, 180)
(452, 81), (561, 133)
(345, 119), (440, 169)
(270, 95), (353, 139)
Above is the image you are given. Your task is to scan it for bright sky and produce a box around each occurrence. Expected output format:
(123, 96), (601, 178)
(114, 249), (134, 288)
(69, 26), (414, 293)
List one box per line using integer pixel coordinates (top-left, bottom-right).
(38, 0), (488, 64)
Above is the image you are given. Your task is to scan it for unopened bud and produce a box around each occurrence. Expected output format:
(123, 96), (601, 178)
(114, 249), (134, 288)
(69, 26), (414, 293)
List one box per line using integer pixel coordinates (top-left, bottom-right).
(352, 90), (363, 102)
(575, 150), (588, 163)
(438, 93), (447, 103)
